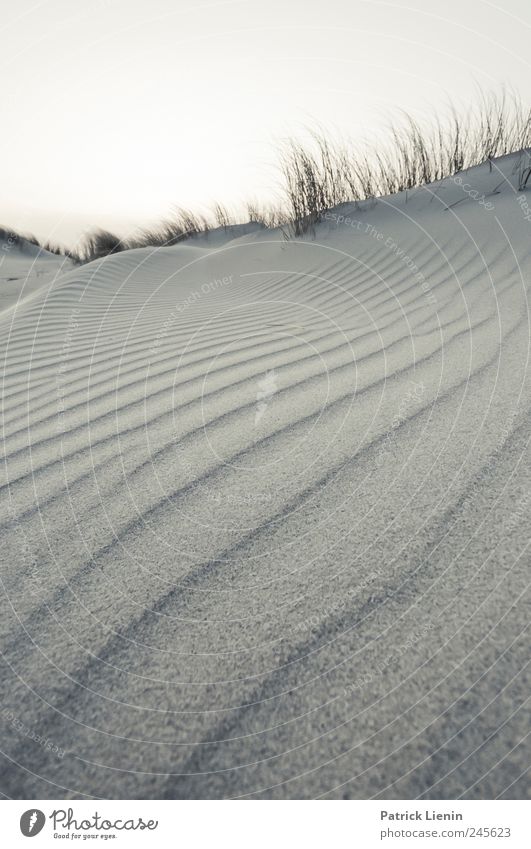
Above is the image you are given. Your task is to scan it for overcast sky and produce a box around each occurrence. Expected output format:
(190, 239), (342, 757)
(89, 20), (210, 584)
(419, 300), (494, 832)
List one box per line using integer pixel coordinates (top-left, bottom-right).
(2, 0), (530, 245)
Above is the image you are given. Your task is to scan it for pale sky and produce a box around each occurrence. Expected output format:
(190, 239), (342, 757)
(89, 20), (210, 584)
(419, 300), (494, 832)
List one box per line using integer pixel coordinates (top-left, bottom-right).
(1, 0), (530, 246)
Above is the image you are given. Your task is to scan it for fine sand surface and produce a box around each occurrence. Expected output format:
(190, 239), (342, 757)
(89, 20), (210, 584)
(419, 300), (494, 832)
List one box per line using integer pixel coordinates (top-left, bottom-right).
(1, 153), (530, 799)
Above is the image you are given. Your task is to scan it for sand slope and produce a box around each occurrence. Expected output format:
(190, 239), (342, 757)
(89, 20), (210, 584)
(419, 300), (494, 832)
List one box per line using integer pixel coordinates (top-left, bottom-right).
(1, 153), (530, 799)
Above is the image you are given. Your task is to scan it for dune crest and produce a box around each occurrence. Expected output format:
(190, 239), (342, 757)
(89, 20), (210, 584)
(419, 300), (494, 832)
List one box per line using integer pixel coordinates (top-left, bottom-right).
(1, 152), (530, 799)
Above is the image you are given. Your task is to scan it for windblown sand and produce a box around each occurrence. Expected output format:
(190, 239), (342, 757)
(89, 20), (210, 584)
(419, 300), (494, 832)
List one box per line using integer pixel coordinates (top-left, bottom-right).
(1, 153), (530, 799)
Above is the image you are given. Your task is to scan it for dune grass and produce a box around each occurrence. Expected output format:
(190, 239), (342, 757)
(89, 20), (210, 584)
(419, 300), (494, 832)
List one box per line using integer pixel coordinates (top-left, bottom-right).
(3, 90), (531, 261)
(0, 225), (77, 261)
(281, 90), (531, 234)
(0, 226), (41, 252)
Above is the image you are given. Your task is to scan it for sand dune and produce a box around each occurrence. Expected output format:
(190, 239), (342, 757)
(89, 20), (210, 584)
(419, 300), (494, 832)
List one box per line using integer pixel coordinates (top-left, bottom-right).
(1, 153), (530, 799)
